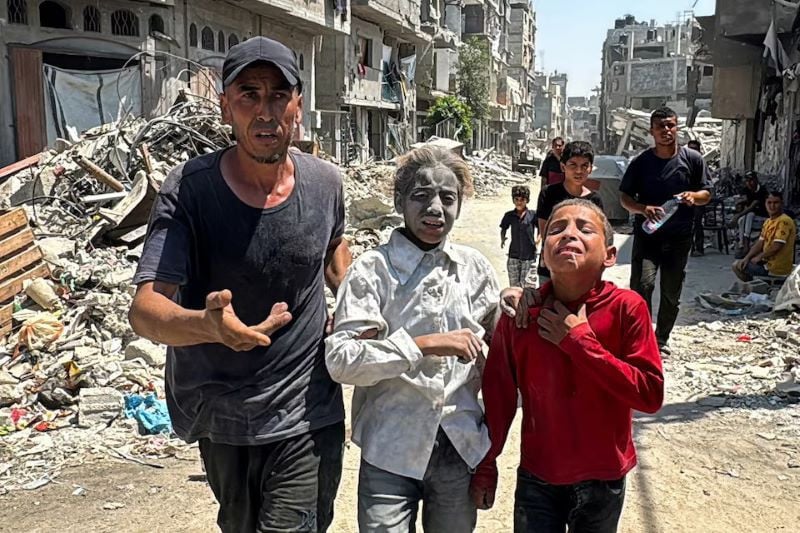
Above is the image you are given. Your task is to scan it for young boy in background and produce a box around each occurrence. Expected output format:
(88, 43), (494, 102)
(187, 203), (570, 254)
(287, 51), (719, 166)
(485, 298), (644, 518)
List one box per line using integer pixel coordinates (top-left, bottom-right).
(500, 185), (538, 288)
(471, 199), (664, 533)
(326, 146), (500, 532)
(536, 141), (604, 281)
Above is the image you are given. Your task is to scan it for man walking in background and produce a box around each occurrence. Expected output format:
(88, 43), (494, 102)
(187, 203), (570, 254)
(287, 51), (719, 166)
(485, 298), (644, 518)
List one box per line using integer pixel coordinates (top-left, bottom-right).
(620, 107), (711, 356)
(539, 137), (565, 186)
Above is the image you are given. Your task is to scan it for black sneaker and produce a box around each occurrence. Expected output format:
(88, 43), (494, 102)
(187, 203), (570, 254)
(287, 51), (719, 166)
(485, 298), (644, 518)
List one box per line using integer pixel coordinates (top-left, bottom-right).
(659, 344), (671, 356)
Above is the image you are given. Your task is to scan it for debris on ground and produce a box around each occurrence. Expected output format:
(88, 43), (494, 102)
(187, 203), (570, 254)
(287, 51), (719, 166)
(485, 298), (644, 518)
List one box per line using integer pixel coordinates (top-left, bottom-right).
(668, 312), (800, 409)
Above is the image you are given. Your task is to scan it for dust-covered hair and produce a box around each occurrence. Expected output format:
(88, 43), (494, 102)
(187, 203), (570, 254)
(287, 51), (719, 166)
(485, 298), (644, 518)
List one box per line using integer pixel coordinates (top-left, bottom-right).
(394, 146), (474, 199)
(545, 198), (614, 247)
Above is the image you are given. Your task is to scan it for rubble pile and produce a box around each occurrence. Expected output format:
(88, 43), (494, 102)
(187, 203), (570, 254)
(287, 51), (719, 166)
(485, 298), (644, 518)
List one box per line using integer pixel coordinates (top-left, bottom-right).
(0, 95), (230, 494)
(610, 108), (722, 165)
(467, 153), (529, 197)
(668, 313), (800, 409)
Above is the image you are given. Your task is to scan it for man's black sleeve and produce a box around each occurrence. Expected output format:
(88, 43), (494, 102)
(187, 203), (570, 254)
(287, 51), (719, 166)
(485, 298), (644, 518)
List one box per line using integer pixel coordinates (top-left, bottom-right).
(619, 155), (641, 198)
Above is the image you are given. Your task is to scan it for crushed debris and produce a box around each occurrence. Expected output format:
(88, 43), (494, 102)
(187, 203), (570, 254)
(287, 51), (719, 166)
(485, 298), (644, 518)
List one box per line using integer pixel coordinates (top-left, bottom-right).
(668, 312), (800, 409)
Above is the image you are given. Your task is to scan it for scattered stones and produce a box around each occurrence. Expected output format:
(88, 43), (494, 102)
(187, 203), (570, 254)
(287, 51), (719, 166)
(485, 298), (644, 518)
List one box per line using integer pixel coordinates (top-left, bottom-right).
(125, 339), (167, 368)
(77, 387), (124, 427)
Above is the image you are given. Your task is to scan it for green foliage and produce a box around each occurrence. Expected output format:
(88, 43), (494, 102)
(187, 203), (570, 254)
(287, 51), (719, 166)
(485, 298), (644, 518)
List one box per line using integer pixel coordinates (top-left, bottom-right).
(426, 95), (473, 141)
(456, 37), (491, 122)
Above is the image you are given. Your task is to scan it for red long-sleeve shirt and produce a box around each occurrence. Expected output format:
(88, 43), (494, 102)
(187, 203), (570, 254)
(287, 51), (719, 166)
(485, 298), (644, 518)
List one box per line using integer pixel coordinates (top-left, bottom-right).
(473, 281), (664, 490)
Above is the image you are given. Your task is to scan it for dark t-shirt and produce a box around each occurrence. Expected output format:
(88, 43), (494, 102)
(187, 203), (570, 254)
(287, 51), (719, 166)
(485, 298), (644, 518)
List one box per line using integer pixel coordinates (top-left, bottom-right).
(500, 209), (538, 260)
(539, 153), (564, 185)
(536, 183), (605, 223)
(744, 185), (769, 218)
(133, 148), (345, 445)
(619, 147), (710, 238)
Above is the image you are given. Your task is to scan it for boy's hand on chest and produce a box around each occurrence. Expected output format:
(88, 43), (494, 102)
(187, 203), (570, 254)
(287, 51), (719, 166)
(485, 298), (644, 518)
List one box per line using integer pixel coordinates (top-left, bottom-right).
(536, 300), (589, 346)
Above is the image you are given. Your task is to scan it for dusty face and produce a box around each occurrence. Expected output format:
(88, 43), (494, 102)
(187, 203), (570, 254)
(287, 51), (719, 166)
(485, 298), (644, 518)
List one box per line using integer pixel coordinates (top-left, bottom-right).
(552, 139), (565, 158)
(513, 196), (529, 212)
(561, 155), (593, 188)
(396, 165), (461, 245)
(650, 116), (678, 148)
(220, 63), (303, 164)
(543, 205), (616, 274)
(766, 195), (783, 217)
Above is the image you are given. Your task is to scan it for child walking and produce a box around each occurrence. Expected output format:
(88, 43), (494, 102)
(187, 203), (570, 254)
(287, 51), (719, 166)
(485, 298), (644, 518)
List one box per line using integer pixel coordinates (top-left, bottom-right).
(471, 199), (664, 533)
(500, 185), (538, 288)
(326, 146), (500, 533)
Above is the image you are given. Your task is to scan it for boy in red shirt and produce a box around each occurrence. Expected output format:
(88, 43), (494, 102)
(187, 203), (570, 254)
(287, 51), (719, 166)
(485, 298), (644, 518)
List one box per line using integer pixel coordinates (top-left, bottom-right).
(470, 199), (664, 532)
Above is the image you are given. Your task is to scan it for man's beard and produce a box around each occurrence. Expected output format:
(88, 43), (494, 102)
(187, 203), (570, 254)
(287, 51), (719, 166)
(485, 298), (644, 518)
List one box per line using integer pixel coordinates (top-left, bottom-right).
(237, 121), (295, 165)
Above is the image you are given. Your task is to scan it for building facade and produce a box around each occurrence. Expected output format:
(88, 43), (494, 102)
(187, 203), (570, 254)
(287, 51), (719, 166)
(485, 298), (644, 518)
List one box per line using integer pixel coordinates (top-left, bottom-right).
(708, 0), (800, 204)
(0, 0), (349, 166)
(599, 13), (713, 149)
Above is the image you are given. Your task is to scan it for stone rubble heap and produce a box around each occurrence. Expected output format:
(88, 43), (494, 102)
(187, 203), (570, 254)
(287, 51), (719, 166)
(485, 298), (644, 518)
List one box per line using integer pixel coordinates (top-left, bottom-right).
(668, 313), (800, 409)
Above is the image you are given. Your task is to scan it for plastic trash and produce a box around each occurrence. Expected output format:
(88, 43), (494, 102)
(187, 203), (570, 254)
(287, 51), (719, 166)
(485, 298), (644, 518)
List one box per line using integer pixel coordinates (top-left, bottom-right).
(642, 198), (680, 234)
(124, 393), (172, 435)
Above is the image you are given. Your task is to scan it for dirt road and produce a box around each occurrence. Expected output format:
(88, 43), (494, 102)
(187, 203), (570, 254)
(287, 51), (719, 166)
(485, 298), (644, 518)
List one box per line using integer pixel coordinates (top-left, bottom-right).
(2, 187), (799, 532)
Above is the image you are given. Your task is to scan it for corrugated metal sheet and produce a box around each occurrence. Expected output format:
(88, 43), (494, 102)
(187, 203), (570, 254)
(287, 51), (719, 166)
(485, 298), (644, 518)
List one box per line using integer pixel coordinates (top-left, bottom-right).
(10, 47), (46, 159)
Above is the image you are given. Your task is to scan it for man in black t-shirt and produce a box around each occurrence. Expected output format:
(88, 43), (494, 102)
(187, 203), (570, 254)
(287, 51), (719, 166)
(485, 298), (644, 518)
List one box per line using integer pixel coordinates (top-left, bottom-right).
(729, 171), (769, 257)
(620, 107), (711, 355)
(128, 38), (351, 532)
(501, 185), (538, 287)
(539, 137), (565, 185)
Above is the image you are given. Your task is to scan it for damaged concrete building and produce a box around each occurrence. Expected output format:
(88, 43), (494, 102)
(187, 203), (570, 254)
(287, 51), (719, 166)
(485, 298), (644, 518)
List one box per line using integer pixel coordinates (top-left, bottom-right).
(533, 71), (566, 141)
(0, 0), (350, 167)
(415, 0), (462, 140)
(598, 13), (713, 150)
(461, 0), (535, 154)
(706, 0), (800, 205)
(316, 0), (431, 163)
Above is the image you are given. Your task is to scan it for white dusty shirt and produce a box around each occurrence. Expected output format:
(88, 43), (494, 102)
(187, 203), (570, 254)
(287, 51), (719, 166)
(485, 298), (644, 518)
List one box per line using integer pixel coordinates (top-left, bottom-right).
(325, 230), (500, 480)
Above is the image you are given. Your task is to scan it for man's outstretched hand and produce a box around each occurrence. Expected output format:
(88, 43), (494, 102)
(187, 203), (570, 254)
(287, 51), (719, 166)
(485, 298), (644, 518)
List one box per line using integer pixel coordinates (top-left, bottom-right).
(204, 290), (292, 351)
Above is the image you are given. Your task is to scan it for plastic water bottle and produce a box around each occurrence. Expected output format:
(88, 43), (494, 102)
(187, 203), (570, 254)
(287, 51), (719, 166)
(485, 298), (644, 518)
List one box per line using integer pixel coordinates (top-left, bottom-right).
(642, 198), (680, 234)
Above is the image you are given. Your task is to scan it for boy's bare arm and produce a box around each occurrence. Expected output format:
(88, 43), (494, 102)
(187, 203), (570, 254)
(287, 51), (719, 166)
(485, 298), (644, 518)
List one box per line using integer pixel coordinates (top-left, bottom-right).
(129, 282), (291, 351)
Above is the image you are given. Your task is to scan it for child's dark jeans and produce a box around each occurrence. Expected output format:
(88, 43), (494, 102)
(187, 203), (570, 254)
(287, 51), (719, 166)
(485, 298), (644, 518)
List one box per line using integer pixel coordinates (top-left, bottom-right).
(513, 468), (626, 533)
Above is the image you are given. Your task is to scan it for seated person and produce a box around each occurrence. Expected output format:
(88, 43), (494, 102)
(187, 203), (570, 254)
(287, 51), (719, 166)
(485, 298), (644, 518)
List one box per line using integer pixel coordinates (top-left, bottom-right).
(733, 190), (796, 281)
(729, 171), (769, 258)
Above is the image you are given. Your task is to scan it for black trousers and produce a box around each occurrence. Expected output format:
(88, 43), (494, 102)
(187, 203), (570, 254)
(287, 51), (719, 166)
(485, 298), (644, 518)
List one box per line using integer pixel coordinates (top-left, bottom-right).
(199, 422), (345, 533)
(692, 206), (705, 253)
(514, 469), (626, 533)
(630, 232), (692, 346)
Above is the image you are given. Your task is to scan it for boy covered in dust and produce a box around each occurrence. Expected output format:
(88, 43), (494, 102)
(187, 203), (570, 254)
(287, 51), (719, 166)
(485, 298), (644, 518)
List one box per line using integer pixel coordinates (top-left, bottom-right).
(325, 146), (500, 532)
(471, 199), (664, 533)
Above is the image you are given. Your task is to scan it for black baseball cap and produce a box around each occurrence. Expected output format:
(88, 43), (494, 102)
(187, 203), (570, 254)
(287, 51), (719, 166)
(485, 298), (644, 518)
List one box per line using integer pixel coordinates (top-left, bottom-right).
(222, 36), (302, 93)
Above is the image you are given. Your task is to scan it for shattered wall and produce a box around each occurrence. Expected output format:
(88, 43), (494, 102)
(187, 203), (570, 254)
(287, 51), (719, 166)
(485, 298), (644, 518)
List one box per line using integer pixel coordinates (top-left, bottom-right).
(754, 95), (791, 178)
(720, 119), (749, 170)
(629, 58), (686, 96)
